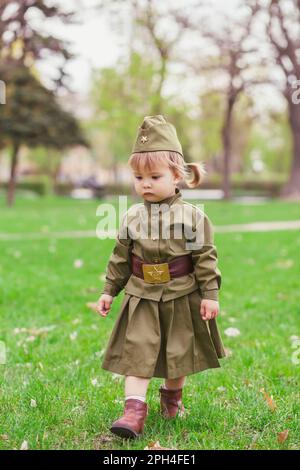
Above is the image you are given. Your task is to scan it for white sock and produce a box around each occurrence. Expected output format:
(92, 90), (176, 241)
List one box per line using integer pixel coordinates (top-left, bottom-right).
(125, 395), (146, 402)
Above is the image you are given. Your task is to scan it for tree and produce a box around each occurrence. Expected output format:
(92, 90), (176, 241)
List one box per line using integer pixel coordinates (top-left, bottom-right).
(90, 51), (158, 182)
(0, 61), (88, 206)
(96, 0), (187, 115)
(90, 48), (195, 187)
(0, 0), (75, 89)
(261, 0), (300, 198)
(130, 0), (186, 115)
(174, 1), (266, 199)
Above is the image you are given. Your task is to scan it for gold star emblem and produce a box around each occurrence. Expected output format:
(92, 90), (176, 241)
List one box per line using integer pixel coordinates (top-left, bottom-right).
(141, 135), (148, 144)
(148, 266), (164, 280)
(142, 262), (170, 283)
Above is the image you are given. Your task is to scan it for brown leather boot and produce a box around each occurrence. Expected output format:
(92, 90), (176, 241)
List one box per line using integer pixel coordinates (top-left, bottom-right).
(110, 399), (148, 439)
(159, 386), (185, 419)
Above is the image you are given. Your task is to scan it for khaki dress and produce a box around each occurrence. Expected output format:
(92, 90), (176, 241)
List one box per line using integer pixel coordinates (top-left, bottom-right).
(101, 188), (226, 379)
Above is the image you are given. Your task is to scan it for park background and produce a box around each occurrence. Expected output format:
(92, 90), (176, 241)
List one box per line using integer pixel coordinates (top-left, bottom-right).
(0, 0), (299, 450)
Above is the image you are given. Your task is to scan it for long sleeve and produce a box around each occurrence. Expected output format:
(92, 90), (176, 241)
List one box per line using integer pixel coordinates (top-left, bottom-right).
(101, 213), (133, 297)
(190, 212), (221, 302)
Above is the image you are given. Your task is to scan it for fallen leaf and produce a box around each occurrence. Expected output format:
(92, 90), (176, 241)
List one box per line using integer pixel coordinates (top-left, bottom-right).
(276, 259), (294, 269)
(260, 388), (277, 412)
(0, 435), (9, 441)
(277, 429), (289, 444)
(144, 441), (175, 450)
(85, 287), (99, 293)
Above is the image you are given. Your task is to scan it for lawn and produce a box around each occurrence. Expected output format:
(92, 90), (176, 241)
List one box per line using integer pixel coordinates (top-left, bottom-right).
(0, 195), (299, 450)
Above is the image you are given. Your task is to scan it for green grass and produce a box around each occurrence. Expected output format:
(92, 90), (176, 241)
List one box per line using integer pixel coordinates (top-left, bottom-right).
(0, 195), (299, 450)
(0, 194), (300, 233)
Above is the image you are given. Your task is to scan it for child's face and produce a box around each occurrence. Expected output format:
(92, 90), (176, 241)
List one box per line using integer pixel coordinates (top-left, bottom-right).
(133, 163), (181, 202)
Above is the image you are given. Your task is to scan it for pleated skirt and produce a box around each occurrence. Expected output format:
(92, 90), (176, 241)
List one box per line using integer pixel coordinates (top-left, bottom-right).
(101, 289), (226, 379)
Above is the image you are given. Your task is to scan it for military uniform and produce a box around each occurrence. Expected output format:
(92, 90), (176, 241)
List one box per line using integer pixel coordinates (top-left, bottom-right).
(101, 187), (226, 379)
(100, 115), (226, 379)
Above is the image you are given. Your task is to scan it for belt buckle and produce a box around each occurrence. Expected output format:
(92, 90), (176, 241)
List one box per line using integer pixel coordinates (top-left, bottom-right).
(142, 262), (171, 283)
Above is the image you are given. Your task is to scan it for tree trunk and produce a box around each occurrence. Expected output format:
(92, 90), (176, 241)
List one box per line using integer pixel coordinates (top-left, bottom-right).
(221, 94), (235, 200)
(152, 57), (167, 115)
(281, 98), (300, 199)
(7, 142), (20, 207)
(53, 162), (61, 185)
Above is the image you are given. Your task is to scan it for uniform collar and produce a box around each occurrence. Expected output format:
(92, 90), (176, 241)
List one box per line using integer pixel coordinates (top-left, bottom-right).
(143, 187), (182, 209)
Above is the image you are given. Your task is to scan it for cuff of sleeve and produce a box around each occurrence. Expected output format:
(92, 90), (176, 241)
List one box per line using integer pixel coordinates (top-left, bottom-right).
(200, 289), (219, 301)
(102, 281), (120, 297)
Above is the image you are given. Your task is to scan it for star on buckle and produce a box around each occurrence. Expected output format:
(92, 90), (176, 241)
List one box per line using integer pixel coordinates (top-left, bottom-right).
(140, 135), (148, 144)
(142, 263), (171, 283)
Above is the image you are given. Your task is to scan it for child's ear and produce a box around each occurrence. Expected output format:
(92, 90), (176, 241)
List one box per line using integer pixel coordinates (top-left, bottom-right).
(173, 172), (182, 185)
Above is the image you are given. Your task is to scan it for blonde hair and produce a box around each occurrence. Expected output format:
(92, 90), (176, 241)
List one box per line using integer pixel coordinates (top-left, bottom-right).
(128, 151), (207, 188)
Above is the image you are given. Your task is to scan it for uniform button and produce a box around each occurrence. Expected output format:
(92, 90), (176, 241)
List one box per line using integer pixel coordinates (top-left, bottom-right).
(153, 258), (159, 263)
(152, 236), (157, 240)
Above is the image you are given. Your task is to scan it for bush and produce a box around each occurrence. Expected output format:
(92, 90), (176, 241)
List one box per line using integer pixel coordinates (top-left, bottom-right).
(0, 177), (50, 196)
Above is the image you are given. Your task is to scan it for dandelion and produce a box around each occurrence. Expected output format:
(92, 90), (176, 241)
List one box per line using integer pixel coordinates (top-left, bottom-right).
(74, 259), (83, 268)
(224, 327), (241, 337)
(70, 332), (78, 341)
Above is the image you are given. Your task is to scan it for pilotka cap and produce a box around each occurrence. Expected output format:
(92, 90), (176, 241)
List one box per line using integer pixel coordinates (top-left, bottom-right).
(131, 115), (183, 157)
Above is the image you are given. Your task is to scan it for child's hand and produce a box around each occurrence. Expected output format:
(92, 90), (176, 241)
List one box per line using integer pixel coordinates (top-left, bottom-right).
(96, 294), (114, 317)
(200, 299), (219, 321)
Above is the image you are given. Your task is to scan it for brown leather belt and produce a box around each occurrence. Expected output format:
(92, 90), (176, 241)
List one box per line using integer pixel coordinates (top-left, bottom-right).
(131, 253), (194, 284)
